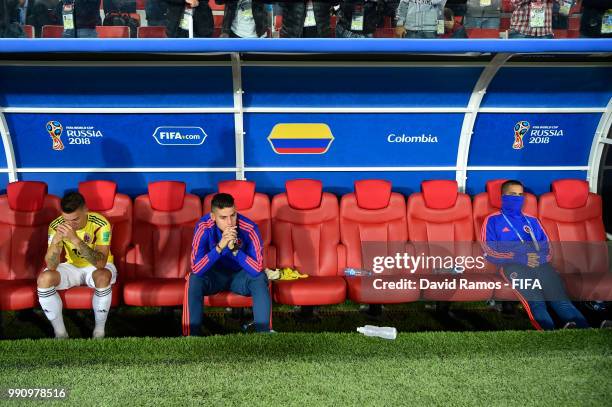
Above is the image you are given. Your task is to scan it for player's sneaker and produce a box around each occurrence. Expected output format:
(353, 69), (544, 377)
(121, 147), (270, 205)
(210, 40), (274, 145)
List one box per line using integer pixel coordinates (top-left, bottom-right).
(600, 320), (612, 329)
(562, 321), (577, 329)
(54, 332), (69, 339)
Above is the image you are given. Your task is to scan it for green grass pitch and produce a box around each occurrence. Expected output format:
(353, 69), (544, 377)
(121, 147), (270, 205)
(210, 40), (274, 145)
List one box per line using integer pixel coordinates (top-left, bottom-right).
(1, 329), (611, 406)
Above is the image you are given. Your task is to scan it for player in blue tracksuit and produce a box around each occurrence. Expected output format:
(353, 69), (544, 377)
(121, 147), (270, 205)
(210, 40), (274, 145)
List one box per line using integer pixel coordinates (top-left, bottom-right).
(183, 192), (272, 336)
(481, 180), (589, 330)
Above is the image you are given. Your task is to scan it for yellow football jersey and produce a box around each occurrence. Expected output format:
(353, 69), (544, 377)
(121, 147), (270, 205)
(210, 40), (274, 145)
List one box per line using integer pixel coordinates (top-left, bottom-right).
(48, 212), (114, 268)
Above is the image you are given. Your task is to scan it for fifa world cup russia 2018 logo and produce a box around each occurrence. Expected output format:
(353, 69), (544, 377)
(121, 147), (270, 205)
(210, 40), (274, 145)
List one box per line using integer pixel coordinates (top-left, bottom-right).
(46, 121), (64, 151)
(513, 121), (530, 150)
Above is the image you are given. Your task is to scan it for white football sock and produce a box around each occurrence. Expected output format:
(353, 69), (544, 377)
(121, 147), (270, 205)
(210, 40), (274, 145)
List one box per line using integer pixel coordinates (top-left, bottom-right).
(92, 286), (112, 336)
(37, 286), (67, 338)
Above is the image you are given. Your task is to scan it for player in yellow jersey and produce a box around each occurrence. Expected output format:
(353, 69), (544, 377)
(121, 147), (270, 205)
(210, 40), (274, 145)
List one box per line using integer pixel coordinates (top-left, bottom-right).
(37, 192), (116, 339)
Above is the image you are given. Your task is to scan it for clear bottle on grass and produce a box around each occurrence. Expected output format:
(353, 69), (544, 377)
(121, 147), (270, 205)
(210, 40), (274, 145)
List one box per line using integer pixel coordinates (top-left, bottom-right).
(356, 325), (397, 340)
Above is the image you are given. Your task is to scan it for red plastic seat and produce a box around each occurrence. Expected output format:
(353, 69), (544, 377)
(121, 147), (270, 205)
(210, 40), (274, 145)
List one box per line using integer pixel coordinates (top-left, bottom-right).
(340, 180), (418, 304)
(568, 16), (580, 31)
(79, 180), (132, 270)
(407, 180), (494, 301)
(539, 179), (612, 300)
(55, 181), (133, 308)
(123, 181), (202, 306)
(466, 28), (499, 38)
(96, 25), (130, 38)
(210, 1), (224, 12)
(23, 24), (34, 38)
(500, 16), (510, 30)
(137, 26), (167, 38)
(41, 25), (64, 38)
(271, 179), (346, 305)
(275, 15), (282, 33)
(0, 182), (60, 310)
(203, 180), (275, 307)
(473, 179), (538, 300)
(213, 14), (223, 37)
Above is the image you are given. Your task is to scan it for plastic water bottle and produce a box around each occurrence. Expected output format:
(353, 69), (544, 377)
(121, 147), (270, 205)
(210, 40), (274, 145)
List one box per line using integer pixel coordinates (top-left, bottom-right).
(356, 325), (397, 340)
(344, 268), (372, 277)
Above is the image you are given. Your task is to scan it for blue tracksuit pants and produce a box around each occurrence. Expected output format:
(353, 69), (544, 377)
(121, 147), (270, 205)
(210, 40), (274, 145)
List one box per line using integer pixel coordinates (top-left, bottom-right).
(183, 267), (272, 336)
(501, 262), (589, 330)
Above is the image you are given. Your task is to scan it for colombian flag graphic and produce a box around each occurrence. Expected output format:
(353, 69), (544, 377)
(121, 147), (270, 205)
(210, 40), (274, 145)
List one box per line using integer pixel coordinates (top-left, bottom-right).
(267, 123), (334, 154)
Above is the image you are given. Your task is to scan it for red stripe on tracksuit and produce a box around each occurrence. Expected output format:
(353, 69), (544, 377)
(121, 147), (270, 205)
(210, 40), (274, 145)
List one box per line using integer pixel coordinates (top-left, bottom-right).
(238, 220), (263, 273)
(481, 212), (514, 259)
(182, 273), (191, 336)
(498, 269), (543, 331)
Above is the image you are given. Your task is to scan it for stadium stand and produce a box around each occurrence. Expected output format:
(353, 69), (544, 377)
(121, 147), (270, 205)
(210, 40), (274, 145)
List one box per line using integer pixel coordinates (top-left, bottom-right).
(9, 0), (590, 39)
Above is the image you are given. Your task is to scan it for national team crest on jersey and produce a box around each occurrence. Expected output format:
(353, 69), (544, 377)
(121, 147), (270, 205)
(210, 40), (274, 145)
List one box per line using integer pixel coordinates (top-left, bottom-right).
(83, 233), (92, 243)
(235, 238), (243, 249)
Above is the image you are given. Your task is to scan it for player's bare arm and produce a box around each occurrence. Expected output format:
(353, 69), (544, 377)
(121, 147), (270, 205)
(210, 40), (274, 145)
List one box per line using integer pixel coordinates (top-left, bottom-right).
(59, 223), (108, 269)
(77, 243), (109, 269)
(45, 229), (65, 271)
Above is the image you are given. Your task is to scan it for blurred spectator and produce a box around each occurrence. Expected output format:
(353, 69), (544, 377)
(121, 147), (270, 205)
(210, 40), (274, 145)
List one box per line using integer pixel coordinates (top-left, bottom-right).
(440, 6), (468, 36)
(218, 0), (269, 38)
(464, 0), (500, 28)
(103, 0), (135, 13)
(335, 0), (381, 38)
(445, 0), (467, 20)
(376, 0), (399, 29)
(0, 0), (25, 36)
(56, 0), (100, 37)
(146, 0), (168, 26)
(508, 0), (554, 38)
(551, 0), (568, 29)
(395, 0), (445, 38)
(580, 0), (612, 37)
(165, 0), (213, 37)
(16, 0), (31, 25)
(280, 0), (332, 38)
(27, 0), (60, 37)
